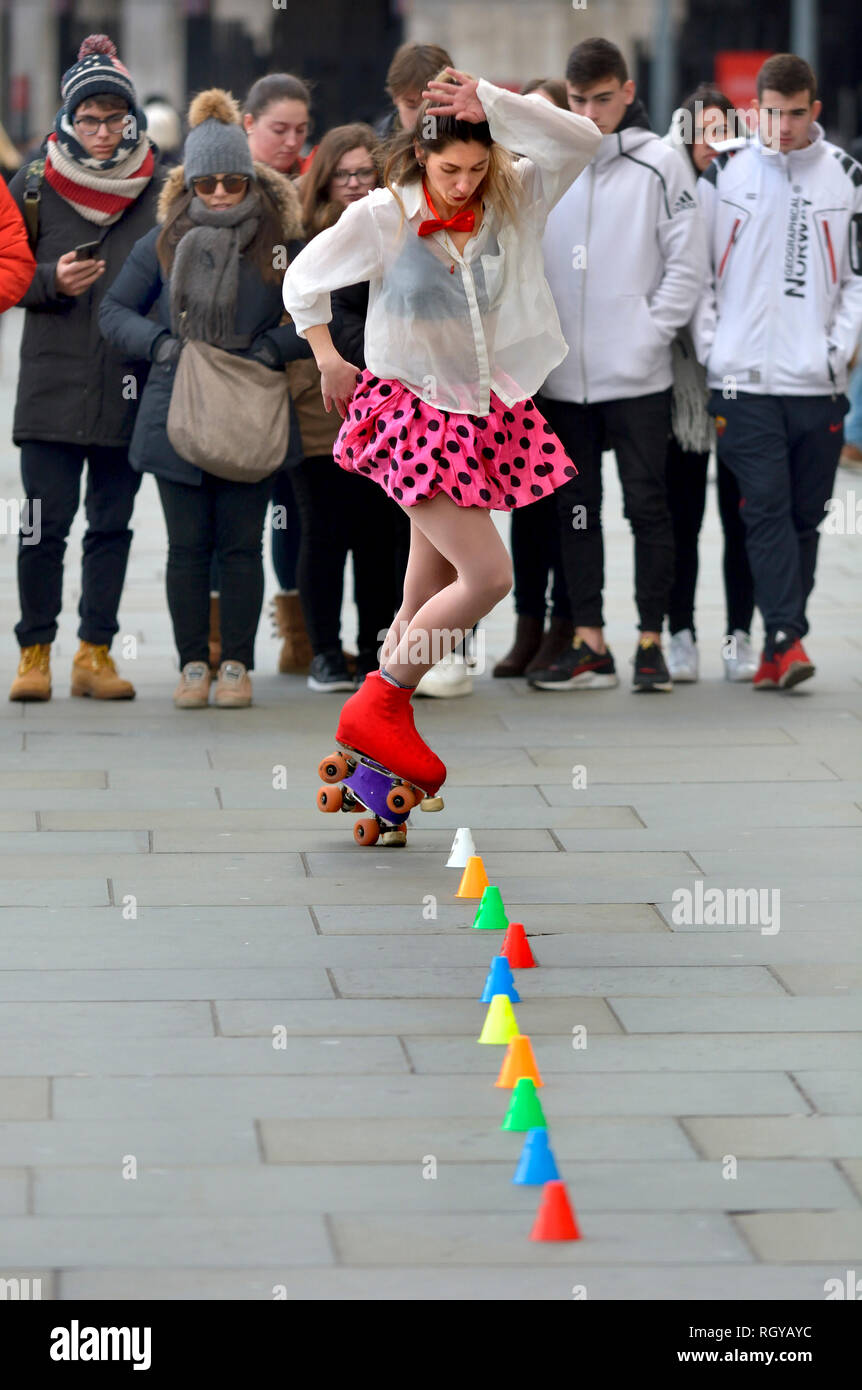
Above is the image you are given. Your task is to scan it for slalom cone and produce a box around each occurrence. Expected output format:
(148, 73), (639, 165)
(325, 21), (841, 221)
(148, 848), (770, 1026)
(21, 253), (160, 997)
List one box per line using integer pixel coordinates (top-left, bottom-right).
(513, 1128), (560, 1185)
(501, 921), (536, 968)
(501, 1077), (546, 1131)
(472, 884), (509, 931)
(447, 827), (476, 869)
(480, 956), (519, 1004)
(456, 855), (489, 899)
(496, 1034), (542, 1088)
(529, 1179), (581, 1241)
(477, 993), (519, 1044)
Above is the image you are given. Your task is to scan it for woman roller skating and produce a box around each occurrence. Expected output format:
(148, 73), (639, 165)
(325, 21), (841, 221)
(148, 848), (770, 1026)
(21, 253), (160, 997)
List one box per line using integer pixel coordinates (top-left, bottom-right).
(283, 68), (600, 841)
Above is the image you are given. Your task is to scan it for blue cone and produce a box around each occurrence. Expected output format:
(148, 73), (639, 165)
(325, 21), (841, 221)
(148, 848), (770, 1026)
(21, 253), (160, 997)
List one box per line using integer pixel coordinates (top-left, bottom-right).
(513, 1127), (560, 1185)
(479, 955), (520, 1003)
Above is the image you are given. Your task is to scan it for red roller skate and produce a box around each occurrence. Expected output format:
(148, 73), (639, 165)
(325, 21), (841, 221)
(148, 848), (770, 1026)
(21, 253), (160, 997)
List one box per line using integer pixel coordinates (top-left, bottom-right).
(316, 672), (446, 847)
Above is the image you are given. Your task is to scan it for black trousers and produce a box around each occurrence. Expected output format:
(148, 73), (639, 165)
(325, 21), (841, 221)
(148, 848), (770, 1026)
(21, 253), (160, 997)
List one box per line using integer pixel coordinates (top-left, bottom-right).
(538, 390), (674, 633)
(709, 391), (847, 645)
(157, 471), (274, 670)
(290, 454), (409, 656)
(510, 491), (572, 622)
(15, 441), (142, 648)
(666, 439), (755, 638)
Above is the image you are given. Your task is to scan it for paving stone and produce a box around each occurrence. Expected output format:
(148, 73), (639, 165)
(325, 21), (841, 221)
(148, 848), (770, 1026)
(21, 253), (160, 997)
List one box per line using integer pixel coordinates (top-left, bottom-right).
(657, 899), (862, 932)
(260, 1116), (696, 1163)
(773, 966), (862, 995)
(840, 1159), (862, 1199)
(331, 966), (784, 998)
(0, 1079), (49, 1120)
(51, 1071), (807, 1121)
(215, 998), (622, 1036)
(0, 770), (107, 789)
(0, 1003), (213, 1039)
(792, 1072), (862, 1114)
(611, 997), (862, 1033)
(735, 1212), (862, 1263)
(0, 1169), (28, 1214)
(56, 1263), (844, 1300)
(0, 1120), (258, 1164)
(0, 1216), (333, 1268)
(312, 903), (666, 934)
(682, 1116), (862, 1158)
(0, 831), (148, 855)
(0, 969), (334, 1002)
(152, 827), (560, 855)
(533, 930), (862, 965)
(328, 1211), (751, 1265)
(0, 813), (38, 831)
(0, 1036), (407, 1077)
(0, 879), (109, 907)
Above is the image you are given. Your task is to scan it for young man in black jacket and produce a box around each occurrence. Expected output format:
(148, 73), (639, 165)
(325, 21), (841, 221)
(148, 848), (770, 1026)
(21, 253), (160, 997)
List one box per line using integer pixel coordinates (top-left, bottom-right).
(7, 35), (159, 701)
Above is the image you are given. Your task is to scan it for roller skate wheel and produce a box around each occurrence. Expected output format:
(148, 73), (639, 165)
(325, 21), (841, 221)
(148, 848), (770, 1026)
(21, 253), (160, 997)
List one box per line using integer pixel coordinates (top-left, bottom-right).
(385, 782), (417, 814)
(318, 751), (349, 784)
(317, 785), (343, 812)
(353, 818), (380, 846)
(420, 795), (444, 812)
(380, 827), (408, 847)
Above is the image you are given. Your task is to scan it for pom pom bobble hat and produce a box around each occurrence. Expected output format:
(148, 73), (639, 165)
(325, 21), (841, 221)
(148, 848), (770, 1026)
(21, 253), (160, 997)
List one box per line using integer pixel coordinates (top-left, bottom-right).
(182, 89), (254, 185)
(60, 34), (144, 128)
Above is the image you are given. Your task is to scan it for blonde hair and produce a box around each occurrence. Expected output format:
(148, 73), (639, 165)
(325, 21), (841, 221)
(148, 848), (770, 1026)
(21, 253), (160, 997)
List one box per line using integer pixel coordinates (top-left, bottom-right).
(383, 70), (523, 228)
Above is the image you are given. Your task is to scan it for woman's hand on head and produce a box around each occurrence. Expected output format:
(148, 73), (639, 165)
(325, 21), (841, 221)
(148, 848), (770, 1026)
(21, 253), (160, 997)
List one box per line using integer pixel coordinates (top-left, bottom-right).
(422, 69), (486, 124)
(319, 354), (361, 418)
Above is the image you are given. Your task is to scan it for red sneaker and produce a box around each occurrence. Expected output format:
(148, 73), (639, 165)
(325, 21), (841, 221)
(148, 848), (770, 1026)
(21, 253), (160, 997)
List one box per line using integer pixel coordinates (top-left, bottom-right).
(776, 640), (815, 690)
(753, 655), (780, 690)
(335, 671), (447, 796)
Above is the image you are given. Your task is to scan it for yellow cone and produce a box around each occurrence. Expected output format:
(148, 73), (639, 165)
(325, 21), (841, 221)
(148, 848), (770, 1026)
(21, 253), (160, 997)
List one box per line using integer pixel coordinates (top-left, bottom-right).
(477, 993), (520, 1044)
(456, 854), (489, 899)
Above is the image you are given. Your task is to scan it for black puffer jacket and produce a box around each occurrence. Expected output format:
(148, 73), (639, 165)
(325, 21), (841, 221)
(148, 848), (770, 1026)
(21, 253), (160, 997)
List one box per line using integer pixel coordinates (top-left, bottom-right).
(99, 161), (311, 486)
(7, 151), (162, 447)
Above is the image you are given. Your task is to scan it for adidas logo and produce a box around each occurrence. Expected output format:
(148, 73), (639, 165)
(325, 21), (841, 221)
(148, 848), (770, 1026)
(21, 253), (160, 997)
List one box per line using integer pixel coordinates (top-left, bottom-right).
(673, 189), (696, 213)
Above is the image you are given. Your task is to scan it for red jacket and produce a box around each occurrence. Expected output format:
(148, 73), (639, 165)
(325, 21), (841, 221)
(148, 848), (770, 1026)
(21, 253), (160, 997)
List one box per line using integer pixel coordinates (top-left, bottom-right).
(0, 175), (36, 312)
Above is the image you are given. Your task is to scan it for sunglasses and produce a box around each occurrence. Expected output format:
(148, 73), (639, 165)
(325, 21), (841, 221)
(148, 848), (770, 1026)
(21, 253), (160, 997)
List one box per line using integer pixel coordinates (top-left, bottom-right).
(191, 175), (250, 195)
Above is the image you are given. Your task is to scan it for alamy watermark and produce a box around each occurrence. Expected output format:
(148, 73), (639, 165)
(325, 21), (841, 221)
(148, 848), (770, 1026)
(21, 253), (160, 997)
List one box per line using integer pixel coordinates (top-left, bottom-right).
(0, 498), (40, 545)
(671, 881), (780, 935)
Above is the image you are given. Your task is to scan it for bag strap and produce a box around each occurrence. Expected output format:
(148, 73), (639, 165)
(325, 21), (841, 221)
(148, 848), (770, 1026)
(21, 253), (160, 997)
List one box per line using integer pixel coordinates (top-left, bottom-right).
(22, 158), (46, 251)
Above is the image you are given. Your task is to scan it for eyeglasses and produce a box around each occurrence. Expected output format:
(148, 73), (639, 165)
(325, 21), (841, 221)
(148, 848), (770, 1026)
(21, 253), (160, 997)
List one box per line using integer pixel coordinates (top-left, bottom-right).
(191, 175), (250, 195)
(331, 166), (377, 185)
(74, 114), (128, 135)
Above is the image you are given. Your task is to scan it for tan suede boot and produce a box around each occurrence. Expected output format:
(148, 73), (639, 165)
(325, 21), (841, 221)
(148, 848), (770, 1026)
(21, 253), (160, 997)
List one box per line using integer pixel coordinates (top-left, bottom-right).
(70, 642), (135, 699)
(9, 644), (52, 701)
(208, 594), (222, 674)
(272, 591), (313, 673)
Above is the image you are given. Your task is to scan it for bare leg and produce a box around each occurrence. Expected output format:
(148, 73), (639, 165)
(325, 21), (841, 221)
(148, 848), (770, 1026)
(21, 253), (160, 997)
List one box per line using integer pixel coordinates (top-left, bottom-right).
(379, 495), (512, 687)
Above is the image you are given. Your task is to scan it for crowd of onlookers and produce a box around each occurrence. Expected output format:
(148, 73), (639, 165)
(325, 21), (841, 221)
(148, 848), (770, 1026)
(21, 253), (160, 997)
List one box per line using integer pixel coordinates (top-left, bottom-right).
(0, 32), (859, 709)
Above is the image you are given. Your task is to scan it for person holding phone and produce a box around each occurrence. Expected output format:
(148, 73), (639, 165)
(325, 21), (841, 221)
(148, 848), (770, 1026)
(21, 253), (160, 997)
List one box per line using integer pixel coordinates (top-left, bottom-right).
(6, 34), (159, 702)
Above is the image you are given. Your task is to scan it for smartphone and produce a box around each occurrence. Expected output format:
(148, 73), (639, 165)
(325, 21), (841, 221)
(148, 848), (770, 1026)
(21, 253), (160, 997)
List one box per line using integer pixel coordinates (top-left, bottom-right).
(74, 241), (101, 261)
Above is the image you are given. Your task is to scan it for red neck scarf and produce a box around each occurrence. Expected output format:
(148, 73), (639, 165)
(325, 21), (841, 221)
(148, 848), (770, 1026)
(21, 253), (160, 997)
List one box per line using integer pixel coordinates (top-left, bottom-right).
(417, 180), (476, 238)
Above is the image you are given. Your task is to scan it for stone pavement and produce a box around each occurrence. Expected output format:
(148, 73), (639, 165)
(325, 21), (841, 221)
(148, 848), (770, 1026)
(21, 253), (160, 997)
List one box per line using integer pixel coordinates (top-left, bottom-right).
(0, 307), (860, 1301)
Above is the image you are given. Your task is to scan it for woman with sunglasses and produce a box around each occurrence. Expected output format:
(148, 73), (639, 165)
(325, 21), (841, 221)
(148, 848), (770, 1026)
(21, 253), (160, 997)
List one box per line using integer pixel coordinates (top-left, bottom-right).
(284, 123), (408, 693)
(100, 89), (311, 709)
(284, 69), (600, 804)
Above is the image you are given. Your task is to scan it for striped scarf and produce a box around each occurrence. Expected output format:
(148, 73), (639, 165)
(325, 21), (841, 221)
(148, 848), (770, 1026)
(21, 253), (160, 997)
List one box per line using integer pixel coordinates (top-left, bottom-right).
(44, 125), (154, 226)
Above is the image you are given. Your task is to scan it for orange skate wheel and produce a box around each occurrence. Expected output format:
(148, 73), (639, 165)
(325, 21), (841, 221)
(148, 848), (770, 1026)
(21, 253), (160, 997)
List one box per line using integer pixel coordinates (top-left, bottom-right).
(354, 818), (380, 846)
(385, 782), (417, 814)
(318, 751), (349, 784)
(317, 785), (343, 812)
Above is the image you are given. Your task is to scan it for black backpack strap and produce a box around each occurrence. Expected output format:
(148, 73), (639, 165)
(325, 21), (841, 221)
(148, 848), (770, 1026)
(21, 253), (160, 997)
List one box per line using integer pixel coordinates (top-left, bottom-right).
(22, 158), (46, 251)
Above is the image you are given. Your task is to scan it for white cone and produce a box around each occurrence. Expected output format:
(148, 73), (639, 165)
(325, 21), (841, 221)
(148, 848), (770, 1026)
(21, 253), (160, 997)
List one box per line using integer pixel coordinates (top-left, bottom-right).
(447, 827), (476, 869)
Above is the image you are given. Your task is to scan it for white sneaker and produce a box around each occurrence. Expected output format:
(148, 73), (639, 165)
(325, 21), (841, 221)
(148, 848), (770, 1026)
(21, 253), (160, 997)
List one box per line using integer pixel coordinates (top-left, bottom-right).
(414, 652), (473, 698)
(667, 629), (699, 682)
(723, 629), (759, 682)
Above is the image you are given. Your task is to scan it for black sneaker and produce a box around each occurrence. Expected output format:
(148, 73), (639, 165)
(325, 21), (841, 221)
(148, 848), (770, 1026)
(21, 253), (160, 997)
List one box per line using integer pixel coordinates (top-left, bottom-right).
(632, 638), (673, 692)
(528, 637), (619, 690)
(353, 650), (380, 685)
(307, 650), (355, 692)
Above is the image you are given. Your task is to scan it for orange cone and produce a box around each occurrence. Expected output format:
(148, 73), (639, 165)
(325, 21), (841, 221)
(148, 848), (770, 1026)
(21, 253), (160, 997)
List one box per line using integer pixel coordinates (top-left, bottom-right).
(495, 1034), (543, 1089)
(501, 921), (536, 968)
(529, 1180), (581, 1241)
(456, 854), (489, 899)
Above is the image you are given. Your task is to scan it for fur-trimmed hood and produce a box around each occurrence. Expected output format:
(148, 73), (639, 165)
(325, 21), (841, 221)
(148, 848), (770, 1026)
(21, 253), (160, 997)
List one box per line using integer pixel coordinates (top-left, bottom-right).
(156, 159), (304, 240)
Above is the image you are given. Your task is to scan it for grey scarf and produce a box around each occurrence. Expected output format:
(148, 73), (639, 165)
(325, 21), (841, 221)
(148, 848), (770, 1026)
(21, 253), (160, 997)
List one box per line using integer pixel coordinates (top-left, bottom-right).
(170, 190), (261, 348)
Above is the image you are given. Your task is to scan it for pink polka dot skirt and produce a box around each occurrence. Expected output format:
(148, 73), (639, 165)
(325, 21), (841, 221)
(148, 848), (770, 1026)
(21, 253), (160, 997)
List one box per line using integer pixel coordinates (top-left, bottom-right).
(333, 371), (578, 510)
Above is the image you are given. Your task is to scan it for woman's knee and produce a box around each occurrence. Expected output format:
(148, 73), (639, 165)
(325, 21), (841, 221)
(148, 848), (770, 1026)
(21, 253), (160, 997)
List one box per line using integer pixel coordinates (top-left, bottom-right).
(477, 557), (513, 608)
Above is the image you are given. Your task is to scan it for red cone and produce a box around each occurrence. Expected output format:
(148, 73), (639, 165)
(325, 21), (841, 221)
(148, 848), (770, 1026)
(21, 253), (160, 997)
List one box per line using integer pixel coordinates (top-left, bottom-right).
(501, 921), (536, 968)
(529, 1180), (581, 1241)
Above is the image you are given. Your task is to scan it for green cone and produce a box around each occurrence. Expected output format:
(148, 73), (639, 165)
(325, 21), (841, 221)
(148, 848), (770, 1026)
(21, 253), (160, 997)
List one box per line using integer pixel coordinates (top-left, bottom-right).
(501, 1077), (547, 1132)
(472, 884), (509, 931)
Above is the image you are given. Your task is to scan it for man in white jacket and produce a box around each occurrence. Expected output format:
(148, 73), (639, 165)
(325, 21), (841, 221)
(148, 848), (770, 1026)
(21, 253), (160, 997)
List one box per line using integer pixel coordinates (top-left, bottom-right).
(695, 53), (862, 690)
(529, 37), (708, 694)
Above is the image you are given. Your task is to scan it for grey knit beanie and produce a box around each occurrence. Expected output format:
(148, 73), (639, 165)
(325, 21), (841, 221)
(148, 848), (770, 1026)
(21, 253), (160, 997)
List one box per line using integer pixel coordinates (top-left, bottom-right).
(182, 89), (254, 184)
